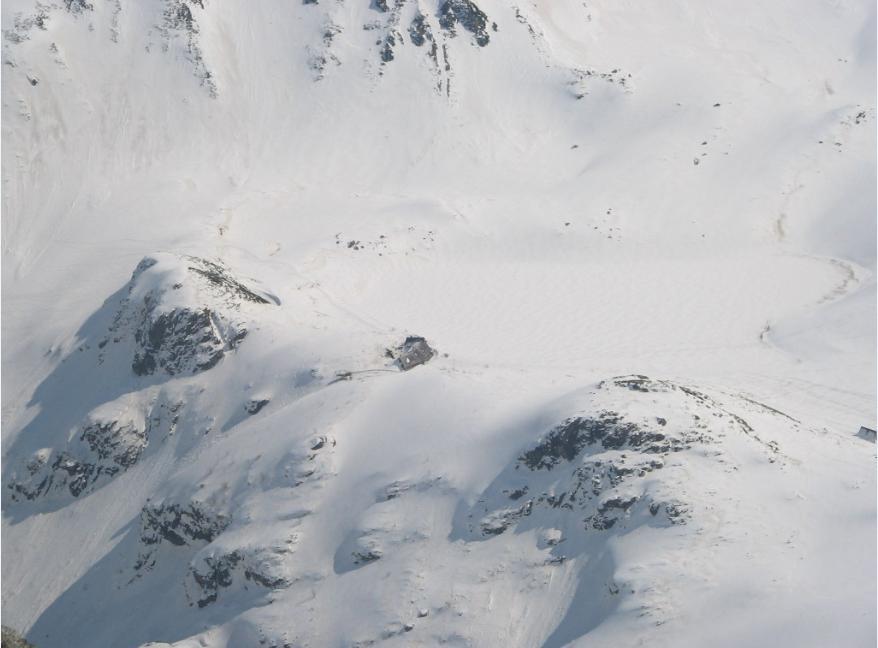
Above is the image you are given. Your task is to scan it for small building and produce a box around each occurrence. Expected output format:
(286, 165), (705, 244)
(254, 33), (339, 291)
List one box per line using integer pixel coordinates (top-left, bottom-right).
(394, 336), (435, 371)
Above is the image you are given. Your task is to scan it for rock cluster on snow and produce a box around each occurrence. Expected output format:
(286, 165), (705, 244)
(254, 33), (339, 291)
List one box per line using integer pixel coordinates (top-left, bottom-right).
(438, 0), (492, 46)
(8, 411), (147, 502)
(464, 375), (780, 540)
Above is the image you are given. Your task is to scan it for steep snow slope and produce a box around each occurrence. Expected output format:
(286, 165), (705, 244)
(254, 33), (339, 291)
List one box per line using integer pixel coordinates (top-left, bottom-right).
(1, 1), (875, 647)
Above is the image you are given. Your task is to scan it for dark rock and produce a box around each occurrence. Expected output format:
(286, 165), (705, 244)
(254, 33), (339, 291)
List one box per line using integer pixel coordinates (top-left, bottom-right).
(8, 416), (148, 501)
(159, 1), (215, 96)
(598, 496), (637, 512)
(480, 500), (532, 536)
(111, 255), (271, 377)
(310, 435), (333, 451)
(186, 258), (270, 305)
(857, 426), (876, 442)
(586, 496), (639, 530)
(140, 502), (231, 548)
(134, 501), (231, 578)
(165, 1), (195, 31)
(409, 13), (432, 46)
(190, 551), (243, 607)
(519, 414), (683, 470)
(132, 307), (241, 376)
(610, 375), (654, 392)
(438, 0), (491, 46)
(352, 549), (382, 564)
(245, 398), (270, 415)
(80, 420), (147, 469)
(64, 0), (93, 12)
(244, 567), (289, 589)
(507, 486), (528, 500)
(379, 32), (397, 62)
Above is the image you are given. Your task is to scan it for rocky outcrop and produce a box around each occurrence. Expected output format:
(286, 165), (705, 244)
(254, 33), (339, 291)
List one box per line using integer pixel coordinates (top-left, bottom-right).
(64, 0), (93, 13)
(133, 499), (231, 582)
(139, 501), (231, 549)
(460, 375), (783, 542)
(7, 393), (188, 503)
(244, 398), (271, 415)
(133, 498), (298, 606)
(8, 411), (147, 502)
(102, 254), (271, 377)
(187, 543), (295, 607)
(131, 434), (337, 606)
(519, 413), (696, 470)
(438, 0), (492, 46)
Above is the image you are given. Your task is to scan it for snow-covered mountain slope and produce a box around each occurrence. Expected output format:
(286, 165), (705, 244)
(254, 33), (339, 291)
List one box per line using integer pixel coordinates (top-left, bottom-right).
(1, 1), (875, 647)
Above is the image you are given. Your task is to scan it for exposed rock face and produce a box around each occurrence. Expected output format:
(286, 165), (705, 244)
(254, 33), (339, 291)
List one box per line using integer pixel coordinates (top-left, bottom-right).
(133, 499), (243, 605)
(131, 306), (244, 376)
(187, 543), (295, 607)
(104, 254), (271, 377)
(139, 501), (231, 549)
(438, 0), (491, 46)
(188, 551), (243, 607)
(130, 434), (337, 608)
(64, 0), (93, 13)
(519, 413), (694, 470)
(159, 0), (216, 96)
(244, 398), (271, 415)
(408, 13), (432, 47)
(461, 375), (782, 540)
(8, 410), (147, 502)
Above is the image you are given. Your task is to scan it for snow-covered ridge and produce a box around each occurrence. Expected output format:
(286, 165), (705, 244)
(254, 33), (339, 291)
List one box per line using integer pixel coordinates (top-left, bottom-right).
(5, 253), (274, 506)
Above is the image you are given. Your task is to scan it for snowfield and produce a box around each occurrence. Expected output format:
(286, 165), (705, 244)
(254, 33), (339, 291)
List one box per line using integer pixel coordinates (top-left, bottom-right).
(1, 1), (875, 647)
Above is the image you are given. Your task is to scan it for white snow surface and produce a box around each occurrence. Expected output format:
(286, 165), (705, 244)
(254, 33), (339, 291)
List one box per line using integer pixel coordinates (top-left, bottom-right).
(1, 1), (875, 647)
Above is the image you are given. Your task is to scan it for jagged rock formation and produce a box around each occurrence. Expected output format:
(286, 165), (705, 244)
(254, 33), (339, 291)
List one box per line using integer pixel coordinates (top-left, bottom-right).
(438, 0), (492, 46)
(460, 375), (781, 540)
(157, 0), (216, 96)
(8, 407), (147, 502)
(103, 254), (271, 377)
(129, 434), (337, 608)
(131, 499), (295, 609)
(244, 398), (270, 415)
(186, 543), (295, 607)
(139, 501), (231, 550)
